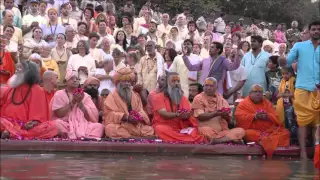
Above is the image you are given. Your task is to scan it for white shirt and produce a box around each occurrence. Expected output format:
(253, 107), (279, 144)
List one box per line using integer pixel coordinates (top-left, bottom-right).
(67, 54), (96, 84)
(95, 68), (115, 94)
(22, 14), (45, 39)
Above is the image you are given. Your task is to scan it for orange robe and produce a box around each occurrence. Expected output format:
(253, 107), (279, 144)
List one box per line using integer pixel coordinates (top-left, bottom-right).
(235, 97), (290, 157)
(0, 52), (15, 84)
(152, 92), (206, 143)
(0, 84), (58, 139)
(192, 92), (245, 141)
(315, 144), (320, 170)
(42, 88), (56, 104)
(103, 90), (154, 138)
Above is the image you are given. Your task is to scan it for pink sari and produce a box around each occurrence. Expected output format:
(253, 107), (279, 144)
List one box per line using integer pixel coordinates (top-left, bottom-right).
(51, 90), (104, 139)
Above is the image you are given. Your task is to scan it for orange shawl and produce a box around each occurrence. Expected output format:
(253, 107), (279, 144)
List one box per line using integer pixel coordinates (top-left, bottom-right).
(275, 77), (295, 124)
(235, 97), (290, 157)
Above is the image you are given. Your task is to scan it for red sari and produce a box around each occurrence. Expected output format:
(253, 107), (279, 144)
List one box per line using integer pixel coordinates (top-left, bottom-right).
(0, 51), (15, 84)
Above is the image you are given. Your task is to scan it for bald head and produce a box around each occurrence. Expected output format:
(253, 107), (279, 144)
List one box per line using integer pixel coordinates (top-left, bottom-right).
(43, 70), (58, 80)
(42, 70), (58, 87)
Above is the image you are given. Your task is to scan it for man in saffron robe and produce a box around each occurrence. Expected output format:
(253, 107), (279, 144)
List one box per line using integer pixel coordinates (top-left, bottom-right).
(51, 70), (104, 140)
(103, 67), (154, 138)
(0, 61), (59, 139)
(152, 72), (206, 143)
(192, 77), (245, 144)
(42, 71), (58, 103)
(235, 84), (290, 158)
(0, 34), (15, 85)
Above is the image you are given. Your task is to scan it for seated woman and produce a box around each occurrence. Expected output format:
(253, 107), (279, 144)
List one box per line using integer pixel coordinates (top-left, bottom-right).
(51, 70), (104, 139)
(22, 27), (48, 60)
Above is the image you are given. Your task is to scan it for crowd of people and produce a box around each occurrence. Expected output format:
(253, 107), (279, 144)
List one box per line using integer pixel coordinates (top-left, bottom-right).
(0, 0), (319, 168)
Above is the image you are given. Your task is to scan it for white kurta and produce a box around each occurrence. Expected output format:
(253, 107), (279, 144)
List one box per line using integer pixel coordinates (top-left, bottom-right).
(67, 54), (96, 84)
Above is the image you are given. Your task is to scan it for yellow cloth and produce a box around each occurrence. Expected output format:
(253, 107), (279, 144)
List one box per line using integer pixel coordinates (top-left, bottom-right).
(43, 59), (60, 79)
(275, 77), (295, 124)
(293, 88), (320, 127)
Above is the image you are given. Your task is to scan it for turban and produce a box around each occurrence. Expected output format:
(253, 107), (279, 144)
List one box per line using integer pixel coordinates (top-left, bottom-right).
(65, 69), (78, 81)
(262, 40), (274, 50)
(113, 67), (135, 85)
(83, 77), (100, 87)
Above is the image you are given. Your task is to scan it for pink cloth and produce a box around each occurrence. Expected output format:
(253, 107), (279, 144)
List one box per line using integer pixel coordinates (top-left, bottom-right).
(51, 90), (104, 139)
(274, 30), (286, 43)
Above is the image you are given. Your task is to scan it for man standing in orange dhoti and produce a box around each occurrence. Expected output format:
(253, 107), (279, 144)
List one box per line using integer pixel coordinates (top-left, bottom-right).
(152, 72), (206, 143)
(0, 61), (59, 139)
(235, 84), (290, 158)
(192, 77), (245, 144)
(51, 70), (104, 140)
(103, 67), (154, 138)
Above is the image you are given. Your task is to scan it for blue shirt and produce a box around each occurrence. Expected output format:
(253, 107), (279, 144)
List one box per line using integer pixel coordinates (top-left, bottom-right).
(241, 50), (270, 96)
(287, 40), (320, 91)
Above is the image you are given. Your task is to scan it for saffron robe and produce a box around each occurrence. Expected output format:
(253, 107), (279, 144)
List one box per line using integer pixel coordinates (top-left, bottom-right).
(103, 90), (154, 138)
(152, 92), (206, 143)
(235, 97), (290, 157)
(0, 84), (58, 139)
(0, 52), (15, 84)
(51, 90), (104, 139)
(192, 92), (245, 141)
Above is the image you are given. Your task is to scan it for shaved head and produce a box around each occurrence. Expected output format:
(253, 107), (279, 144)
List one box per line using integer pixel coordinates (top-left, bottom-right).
(43, 70), (58, 80)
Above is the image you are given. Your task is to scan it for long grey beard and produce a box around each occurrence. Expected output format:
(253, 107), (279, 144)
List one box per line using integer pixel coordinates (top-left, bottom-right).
(117, 85), (132, 105)
(8, 73), (25, 88)
(168, 86), (182, 105)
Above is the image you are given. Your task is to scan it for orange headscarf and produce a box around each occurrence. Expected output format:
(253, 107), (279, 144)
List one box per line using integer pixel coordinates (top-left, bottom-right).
(83, 77), (100, 87)
(113, 67), (135, 85)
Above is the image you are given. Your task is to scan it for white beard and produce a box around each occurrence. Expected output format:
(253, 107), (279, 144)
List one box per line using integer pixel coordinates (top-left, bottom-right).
(8, 73), (24, 88)
(168, 86), (183, 105)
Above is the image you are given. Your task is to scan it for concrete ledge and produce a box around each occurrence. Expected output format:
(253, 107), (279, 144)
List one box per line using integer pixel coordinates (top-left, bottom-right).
(0, 140), (307, 156)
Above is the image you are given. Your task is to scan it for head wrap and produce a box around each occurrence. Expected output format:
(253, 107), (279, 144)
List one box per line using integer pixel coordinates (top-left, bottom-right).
(113, 67), (135, 85)
(262, 40), (274, 51)
(65, 69), (78, 81)
(83, 77), (100, 87)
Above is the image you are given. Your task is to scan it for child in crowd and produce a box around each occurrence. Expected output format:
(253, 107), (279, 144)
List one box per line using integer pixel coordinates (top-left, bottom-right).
(265, 55), (282, 104)
(275, 67), (298, 144)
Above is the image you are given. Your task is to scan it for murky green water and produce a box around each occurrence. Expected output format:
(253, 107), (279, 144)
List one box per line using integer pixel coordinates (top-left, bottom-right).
(0, 153), (319, 180)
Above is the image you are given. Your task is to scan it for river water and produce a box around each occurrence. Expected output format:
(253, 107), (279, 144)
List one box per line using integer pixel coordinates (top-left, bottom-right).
(0, 152), (319, 180)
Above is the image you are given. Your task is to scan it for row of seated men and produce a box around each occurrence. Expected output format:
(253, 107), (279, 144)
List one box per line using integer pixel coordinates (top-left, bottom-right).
(0, 60), (310, 158)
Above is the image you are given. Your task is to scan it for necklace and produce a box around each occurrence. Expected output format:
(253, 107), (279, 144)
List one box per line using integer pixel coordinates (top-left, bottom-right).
(49, 22), (58, 36)
(250, 51), (262, 65)
(11, 86), (32, 105)
(145, 56), (156, 73)
(56, 47), (66, 60)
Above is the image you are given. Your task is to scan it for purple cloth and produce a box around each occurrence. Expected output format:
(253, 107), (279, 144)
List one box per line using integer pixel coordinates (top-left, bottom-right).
(183, 55), (241, 94)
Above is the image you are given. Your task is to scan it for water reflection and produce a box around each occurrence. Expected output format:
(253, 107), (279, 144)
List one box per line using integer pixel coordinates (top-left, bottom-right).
(0, 153), (319, 180)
